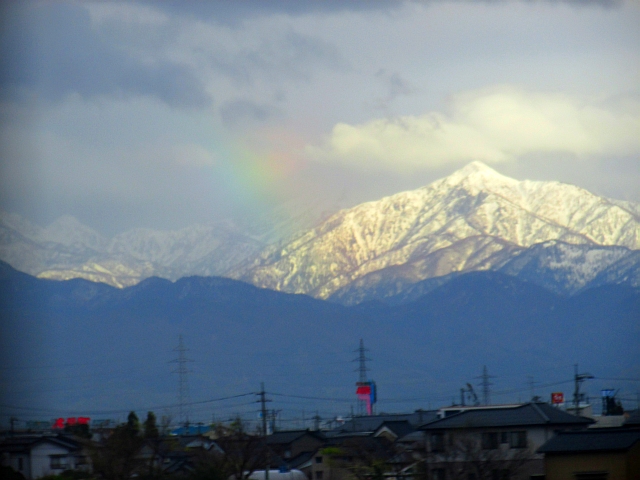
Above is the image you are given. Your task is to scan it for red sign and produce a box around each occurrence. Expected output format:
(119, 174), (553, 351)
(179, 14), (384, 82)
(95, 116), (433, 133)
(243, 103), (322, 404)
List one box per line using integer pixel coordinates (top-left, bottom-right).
(356, 385), (371, 395)
(551, 392), (564, 404)
(52, 417), (90, 428)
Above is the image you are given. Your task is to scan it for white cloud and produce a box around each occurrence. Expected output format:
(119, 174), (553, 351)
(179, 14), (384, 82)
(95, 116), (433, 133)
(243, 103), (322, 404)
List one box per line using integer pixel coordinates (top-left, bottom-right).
(305, 86), (640, 171)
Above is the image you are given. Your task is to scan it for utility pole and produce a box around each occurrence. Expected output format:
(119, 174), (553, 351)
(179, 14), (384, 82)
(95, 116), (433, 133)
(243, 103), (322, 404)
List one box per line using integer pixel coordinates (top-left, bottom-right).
(313, 411), (321, 431)
(573, 364), (594, 416)
(258, 383), (271, 480)
(171, 335), (193, 428)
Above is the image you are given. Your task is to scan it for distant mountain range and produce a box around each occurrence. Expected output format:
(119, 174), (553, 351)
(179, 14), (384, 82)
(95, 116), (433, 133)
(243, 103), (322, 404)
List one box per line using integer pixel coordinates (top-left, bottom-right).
(1, 261), (638, 415)
(1, 162), (638, 303)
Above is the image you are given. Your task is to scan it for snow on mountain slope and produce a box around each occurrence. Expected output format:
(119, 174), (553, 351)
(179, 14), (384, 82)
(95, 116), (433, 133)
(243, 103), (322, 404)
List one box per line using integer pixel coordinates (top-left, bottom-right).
(585, 249), (640, 291)
(232, 162), (640, 299)
(497, 241), (635, 295)
(107, 223), (263, 276)
(0, 213), (264, 287)
(41, 215), (109, 251)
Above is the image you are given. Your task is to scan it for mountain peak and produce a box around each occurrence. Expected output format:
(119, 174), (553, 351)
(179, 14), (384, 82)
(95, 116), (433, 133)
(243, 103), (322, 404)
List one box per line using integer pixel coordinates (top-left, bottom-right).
(445, 161), (515, 186)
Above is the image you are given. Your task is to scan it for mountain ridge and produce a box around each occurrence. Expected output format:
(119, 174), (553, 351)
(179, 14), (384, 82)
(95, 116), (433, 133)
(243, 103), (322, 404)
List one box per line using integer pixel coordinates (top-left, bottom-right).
(1, 162), (638, 300)
(2, 261), (638, 414)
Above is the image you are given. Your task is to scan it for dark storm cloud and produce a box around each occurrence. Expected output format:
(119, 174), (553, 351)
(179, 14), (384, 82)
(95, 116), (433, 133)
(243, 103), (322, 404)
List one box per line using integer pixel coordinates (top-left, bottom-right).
(220, 100), (282, 129)
(137, 0), (621, 24)
(205, 29), (347, 87)
(136, 0), (401, 25)
(0, 3), (210, 108)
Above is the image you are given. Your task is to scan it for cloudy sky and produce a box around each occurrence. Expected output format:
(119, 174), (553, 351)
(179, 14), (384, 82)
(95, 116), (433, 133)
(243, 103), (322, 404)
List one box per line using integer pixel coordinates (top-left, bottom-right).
(1, 0), (638, 237)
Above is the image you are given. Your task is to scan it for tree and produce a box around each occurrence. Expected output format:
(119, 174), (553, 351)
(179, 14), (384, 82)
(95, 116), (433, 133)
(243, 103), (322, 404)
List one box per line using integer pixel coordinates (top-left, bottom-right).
(91, 413), (145, 480)
(127, 411), (140, 436)
(197, 418), (267, 480)
(142, 411), (163, 478)
(144, 412), (160, 439)
(323, 437), (397, 480)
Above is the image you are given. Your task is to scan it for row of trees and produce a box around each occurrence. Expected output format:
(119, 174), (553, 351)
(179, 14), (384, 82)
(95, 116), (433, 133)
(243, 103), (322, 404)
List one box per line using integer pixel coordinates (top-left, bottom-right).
(89, 413), (269, 480)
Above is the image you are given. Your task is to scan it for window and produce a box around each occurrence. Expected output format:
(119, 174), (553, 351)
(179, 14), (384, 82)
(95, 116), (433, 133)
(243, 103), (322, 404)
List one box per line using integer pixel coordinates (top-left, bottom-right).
(315, 456), (323, 464)
(482, 432), (499, 450)
(500, 432), (509, 444)
(315, 471), (323, 480)
(510, 431), (527, 448)
(431, 432), (445, 452)
(50, 455), (68, 469)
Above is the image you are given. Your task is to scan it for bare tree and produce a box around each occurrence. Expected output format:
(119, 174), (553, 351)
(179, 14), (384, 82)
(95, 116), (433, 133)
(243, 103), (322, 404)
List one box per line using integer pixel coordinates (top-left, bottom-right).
(198, 417), (268, 480)
(423, 431), (534, 480)
(323, 437), (398, 480)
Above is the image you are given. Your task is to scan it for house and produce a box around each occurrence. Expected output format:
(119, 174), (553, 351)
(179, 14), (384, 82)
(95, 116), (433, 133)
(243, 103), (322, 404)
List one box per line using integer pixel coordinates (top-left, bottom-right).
(417, 402), (594, 480)
(328, 411), (438, 438)
(537, 427), (640, 480)
(266, 430), (326, 464)
(373, 421), (416, 443)
(0, 434), (90, 480)
(302, 431), (410, 480)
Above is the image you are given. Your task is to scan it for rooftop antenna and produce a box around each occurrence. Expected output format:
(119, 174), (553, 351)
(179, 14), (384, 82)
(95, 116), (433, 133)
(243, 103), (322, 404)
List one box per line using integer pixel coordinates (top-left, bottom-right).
(171, 335), (193, 428)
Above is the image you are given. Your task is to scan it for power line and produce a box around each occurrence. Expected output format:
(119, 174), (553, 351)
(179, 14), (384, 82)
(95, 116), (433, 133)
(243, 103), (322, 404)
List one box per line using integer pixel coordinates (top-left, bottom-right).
(0, 392), (257, 417)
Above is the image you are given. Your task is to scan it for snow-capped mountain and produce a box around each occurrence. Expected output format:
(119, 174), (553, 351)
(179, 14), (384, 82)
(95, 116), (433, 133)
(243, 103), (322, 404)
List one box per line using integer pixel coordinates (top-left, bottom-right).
(0, 212), (264, 288)
(1, 162), (638, 295)
(232, 162), (639, 299)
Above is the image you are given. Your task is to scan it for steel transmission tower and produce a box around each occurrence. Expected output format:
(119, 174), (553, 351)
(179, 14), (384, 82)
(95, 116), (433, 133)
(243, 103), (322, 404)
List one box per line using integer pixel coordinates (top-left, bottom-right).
(171, 335), (193, 427)
(476, 365), (495, 405)
(353, 339), (371, 415)
(355, 339), (370, 383)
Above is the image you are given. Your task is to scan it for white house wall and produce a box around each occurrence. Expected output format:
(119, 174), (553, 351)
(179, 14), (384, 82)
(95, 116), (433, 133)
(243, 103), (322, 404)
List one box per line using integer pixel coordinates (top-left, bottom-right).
(30, 443), (74, 479)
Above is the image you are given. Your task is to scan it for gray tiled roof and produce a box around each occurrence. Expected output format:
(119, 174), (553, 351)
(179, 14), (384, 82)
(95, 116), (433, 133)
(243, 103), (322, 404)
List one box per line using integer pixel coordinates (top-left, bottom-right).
(624, 409), (640, 426)
(267, 430), (324, 445)
(374, 421), (415, 439)
(332, 411), (438, 435)
(537, 428), (640, 453)
(419, 403), (593, 430)
(0, 434), (80, 453)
